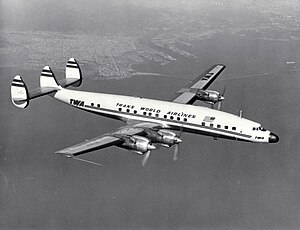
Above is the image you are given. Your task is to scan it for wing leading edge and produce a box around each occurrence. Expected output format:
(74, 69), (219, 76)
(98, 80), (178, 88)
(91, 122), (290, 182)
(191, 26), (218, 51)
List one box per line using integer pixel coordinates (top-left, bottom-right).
(173, 64), (226, 104)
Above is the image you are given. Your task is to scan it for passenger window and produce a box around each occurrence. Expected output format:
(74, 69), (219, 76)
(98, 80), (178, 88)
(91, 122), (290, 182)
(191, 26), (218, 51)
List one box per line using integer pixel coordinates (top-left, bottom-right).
(134, 110), (137, 114)
(143, 112), (147, 116)
(217, 125), (221, 128)
(225, 126), (228, 129)
(91, 103), (94, 107)
(97, 104), (100, 108)
(164, 115), (167, 119)
(149, 112), (152, 116)
(155, 114), (159, 117)
(232, 127), (236, 131)
(210, 124), (213, 128)
(170, 116), (174, 120)
(202, 122), (205, 126)
(118, 108), (122, 112)
(177, 117), (180, 121)
(184, 118), (187, 122)
(126, 109), (130, 113)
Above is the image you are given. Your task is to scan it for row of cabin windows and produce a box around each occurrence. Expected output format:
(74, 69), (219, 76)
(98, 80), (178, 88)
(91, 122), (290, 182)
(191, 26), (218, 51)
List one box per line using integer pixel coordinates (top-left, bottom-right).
(164, 115), (188, 122)
(118, 108), (188, 122)
(90, 105), (237, 131)
(91, 105), (238, 132)
(201, 122), (236, 131)
(90, 103), (101, 108)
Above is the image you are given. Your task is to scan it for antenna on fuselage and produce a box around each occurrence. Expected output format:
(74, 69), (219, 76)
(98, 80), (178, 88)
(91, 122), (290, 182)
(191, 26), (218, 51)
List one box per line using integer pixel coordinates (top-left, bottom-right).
(239, 110), (243, 118)
(72, 156), (103, 167)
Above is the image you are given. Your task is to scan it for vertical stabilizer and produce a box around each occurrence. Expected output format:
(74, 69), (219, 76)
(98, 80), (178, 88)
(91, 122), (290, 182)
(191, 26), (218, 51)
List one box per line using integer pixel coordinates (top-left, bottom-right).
(11, 75), (29, 108)
(40, 66), (59, 88)
(65, 58), (82, 87)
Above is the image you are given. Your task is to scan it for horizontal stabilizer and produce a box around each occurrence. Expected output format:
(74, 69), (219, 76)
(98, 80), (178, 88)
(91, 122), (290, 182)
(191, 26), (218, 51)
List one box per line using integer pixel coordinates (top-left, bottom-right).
(11, 75), (29, 108)
(28, 87), (58, 100)
(59, 58), (82, 88)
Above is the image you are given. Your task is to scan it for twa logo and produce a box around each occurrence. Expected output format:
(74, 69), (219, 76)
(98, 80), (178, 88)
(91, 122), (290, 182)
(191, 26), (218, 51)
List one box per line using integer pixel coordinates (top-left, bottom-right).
(70, 99), (85, 107)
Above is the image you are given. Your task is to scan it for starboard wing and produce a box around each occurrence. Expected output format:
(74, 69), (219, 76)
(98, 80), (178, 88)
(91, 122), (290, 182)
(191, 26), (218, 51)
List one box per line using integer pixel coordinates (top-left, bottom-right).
(55, 123), (163, 157)
(173, 64), (226, 104)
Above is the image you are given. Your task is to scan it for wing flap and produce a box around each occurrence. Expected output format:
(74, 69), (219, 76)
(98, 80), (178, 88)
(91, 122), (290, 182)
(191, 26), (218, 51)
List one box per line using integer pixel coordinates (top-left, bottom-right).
(172, 92), (197, 104)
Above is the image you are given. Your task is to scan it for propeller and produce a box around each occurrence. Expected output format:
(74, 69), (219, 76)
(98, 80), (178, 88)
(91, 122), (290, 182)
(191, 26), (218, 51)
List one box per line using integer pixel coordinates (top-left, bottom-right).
(216, 85), (226, 110)
(142, 150), (151, 167)
(173, 127), (183, 161)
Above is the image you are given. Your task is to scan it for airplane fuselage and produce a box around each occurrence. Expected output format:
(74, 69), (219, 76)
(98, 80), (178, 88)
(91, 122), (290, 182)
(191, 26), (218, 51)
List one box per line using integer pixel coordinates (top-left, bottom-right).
(53, 88), (278, 143)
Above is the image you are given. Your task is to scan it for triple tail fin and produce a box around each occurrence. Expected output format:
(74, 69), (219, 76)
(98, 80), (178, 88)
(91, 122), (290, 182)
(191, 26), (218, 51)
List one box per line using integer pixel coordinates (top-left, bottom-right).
(11, 58), (82, 109)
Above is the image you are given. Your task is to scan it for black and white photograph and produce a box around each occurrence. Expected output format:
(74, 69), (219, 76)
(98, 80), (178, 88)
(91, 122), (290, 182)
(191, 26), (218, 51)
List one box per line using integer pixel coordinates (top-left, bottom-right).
(1, 0), (300, 229)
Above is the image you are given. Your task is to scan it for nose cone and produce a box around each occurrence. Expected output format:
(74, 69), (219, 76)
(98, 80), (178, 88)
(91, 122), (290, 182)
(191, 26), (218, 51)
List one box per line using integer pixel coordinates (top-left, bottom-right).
(269, 132), (279, 143)
(175, 137), (182, 144)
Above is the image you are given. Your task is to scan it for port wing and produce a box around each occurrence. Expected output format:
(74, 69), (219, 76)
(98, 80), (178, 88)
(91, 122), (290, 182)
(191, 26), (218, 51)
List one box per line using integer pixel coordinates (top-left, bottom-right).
(173, 64), (226, 104)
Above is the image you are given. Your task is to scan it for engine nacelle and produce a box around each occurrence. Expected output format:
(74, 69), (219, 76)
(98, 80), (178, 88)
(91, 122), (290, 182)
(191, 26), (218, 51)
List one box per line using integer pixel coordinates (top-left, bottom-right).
(145, 129), (182, 147)
(121, 135), (156, 154)
(195, 90), (224, 104)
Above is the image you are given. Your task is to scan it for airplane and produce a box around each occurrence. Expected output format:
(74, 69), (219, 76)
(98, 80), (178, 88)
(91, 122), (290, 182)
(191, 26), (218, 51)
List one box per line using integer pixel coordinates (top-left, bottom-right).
(11, 58), (279, 166)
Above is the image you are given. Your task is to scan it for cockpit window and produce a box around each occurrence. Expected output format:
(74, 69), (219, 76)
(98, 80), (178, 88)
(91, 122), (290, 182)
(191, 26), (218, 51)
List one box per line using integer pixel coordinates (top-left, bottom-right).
(259, 126), (267, 131)
(253, 126), (267, 131)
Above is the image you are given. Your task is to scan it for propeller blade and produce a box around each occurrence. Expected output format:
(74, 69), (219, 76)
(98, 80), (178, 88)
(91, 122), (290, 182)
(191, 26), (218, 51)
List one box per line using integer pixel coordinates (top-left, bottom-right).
(173, 144), (179, 161)
(179, 126), (183, 137)
(221, 85), (227, 96)
(216, 86), (226, 110)
(141, 150), (151, 167)
(217, 101), (222, 110)
(173, 127), (183, 161)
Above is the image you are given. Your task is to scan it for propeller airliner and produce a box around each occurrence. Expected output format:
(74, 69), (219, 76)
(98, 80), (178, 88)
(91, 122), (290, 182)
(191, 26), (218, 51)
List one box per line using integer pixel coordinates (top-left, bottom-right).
(11, 58), (279, 166)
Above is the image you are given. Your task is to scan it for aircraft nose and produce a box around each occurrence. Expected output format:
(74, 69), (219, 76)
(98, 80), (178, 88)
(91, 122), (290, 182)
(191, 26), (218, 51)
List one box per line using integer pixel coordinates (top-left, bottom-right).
(269, 132), (279, 143)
